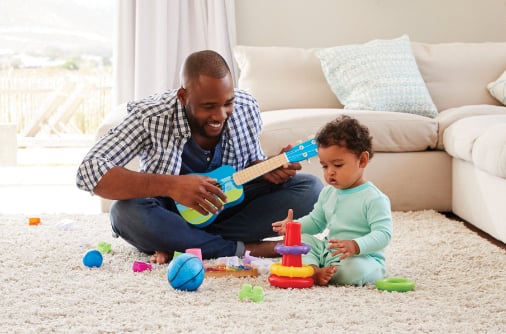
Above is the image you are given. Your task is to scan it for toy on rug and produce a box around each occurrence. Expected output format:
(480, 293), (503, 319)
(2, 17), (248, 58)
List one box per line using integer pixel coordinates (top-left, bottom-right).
(238, 283), (265, 302)
(55, 218), (76, 231)
(375, 277), (415, 292)
(97, 242), (112, 254)
(82, 249), (103, 268)
(132, 261), (152, 272)
(167, 253), (204, 291)
(268, 221), (314, 288)
(204, 263), (259, 278)
(28, 217), (41, 226)
(185, 248), (202, 260)
(204, 256), (259, 278)
(243, 250), (275, 275)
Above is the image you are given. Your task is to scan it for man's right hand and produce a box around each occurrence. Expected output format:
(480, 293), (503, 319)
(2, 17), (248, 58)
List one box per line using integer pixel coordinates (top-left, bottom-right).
(171, 174), (227, 216)
(93, 167), (227, 216)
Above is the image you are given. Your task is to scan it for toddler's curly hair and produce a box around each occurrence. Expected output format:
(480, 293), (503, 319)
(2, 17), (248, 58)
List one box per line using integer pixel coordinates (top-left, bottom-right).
(315, 115), (374, 159)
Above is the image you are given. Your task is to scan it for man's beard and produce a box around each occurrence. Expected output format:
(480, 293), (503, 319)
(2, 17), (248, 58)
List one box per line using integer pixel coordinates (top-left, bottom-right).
(187, 110), (226, 139)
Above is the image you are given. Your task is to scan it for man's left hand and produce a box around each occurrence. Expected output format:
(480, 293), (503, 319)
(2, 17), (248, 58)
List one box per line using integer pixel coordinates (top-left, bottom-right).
(263, 144), (302, 184)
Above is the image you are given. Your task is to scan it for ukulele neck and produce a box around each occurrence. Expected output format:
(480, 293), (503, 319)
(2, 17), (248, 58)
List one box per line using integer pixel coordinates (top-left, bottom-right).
(232, 154), (288, 185)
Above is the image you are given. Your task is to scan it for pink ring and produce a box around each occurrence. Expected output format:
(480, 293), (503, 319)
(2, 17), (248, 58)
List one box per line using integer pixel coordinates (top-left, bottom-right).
(274, 242), (311, 255)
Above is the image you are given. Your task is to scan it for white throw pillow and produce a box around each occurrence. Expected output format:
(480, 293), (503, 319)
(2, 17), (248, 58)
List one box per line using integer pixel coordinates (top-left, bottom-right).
(487, 70), (506, 105)
(317, 35), (438, 118)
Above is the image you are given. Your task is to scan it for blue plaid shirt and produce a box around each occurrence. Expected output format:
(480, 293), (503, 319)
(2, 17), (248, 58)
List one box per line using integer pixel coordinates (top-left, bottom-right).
(76, 89), (266, 193)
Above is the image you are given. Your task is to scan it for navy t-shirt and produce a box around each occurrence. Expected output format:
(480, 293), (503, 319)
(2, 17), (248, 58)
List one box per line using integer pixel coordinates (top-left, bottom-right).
(180, 137), (223, 174)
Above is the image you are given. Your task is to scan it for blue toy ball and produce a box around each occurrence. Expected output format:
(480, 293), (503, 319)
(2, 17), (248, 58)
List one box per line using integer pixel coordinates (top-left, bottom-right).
(83, 249), (103, 268)
(167, 253), (204, 291)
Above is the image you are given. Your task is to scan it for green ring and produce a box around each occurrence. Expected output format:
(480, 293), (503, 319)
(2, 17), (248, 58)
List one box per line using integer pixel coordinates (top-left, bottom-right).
(376, 277), (415, 292)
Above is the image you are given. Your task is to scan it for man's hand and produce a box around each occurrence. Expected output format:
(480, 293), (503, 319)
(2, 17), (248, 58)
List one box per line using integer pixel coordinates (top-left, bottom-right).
(263, 144), (302, 184)
(171, 174), (227, 216)
(93, 167), (226, 216)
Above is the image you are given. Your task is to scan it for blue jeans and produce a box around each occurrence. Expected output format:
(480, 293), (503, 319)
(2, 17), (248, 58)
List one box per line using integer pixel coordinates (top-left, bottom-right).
(110, 173), (323, 259)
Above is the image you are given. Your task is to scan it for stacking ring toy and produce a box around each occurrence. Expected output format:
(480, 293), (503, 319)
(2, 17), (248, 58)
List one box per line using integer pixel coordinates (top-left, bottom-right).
(268, 274), (314, 289)
(270, 263), (314, 278)
(375, 277), (415, 292)
(274, 243), (311, 255)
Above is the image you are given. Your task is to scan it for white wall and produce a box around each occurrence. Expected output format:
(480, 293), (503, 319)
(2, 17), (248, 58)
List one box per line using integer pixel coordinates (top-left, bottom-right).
(235, 0), (506, 47)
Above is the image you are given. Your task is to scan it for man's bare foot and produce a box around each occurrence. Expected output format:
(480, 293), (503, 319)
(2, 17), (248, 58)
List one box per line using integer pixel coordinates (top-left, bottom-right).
(245, 241), (279, 258)
(150, 251), (170, 264)
(312, 265), (338, 286)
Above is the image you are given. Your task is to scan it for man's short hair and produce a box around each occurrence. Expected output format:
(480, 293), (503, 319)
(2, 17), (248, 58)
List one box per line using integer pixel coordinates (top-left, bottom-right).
(180, 50), (231, 87)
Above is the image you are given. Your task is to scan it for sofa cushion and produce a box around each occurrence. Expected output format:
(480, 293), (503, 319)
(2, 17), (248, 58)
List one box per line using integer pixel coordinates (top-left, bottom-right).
(411, 42), (506, 111)
(234, 41), (506, 114)
(436, 105), (506, 150)
(487, 69), (506, 105)
(443, 115), (506, 167)
(316, 35), (437, 119)
(233, 46), (342, 111)
(473, 123), (506, 178)
(259, 108), (438, 156)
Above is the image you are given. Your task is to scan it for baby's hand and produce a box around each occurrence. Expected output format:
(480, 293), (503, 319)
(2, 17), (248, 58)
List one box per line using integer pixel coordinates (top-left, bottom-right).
(272, 209), (294, 236)
(328, 239), (360, 260)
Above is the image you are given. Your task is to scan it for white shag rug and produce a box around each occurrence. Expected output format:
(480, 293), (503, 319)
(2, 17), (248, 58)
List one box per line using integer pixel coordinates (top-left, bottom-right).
(1, 210), (505, 334)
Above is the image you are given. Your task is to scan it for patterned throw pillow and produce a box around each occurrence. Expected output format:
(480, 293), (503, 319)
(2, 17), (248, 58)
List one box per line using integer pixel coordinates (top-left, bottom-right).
(487, 70), (506, 105)
(317, 35), (438, 118)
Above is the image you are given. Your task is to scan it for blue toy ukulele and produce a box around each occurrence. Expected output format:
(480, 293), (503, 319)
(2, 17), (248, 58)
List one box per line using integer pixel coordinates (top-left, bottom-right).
(176, 137), (318, 228)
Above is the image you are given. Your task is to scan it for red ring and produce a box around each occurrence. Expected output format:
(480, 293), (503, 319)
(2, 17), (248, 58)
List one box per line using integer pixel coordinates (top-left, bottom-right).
(268, 274), (314, 289)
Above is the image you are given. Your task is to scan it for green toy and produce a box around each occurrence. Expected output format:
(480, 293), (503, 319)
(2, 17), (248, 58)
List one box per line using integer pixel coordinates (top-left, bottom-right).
(376, 277), (415, 292)
(238, 283), (265, 302)
(97, 242), (112, 254)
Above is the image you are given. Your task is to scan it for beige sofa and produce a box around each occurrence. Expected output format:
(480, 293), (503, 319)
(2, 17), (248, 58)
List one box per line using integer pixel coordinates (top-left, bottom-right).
(233, 41), (506, 243)
(94, 40), (506, 243)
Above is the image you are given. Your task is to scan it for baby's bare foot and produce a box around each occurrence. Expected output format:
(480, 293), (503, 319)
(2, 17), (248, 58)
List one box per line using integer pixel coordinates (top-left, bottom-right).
(312, 265), (338, 286)
(150, 251), (170, 264)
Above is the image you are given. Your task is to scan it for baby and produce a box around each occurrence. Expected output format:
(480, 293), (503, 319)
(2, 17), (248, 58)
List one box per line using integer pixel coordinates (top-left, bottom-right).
(273, 115), (393, 286)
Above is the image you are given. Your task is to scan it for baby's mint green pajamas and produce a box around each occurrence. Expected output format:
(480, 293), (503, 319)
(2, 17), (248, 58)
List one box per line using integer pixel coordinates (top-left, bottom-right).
(298, 182), (393, 286)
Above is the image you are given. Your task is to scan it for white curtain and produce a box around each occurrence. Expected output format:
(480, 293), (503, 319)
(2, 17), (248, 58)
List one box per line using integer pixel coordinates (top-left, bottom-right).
(113, 0), (237, 106)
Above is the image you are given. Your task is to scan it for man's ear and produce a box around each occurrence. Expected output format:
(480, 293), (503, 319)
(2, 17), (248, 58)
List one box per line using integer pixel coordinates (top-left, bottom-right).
(359, 151), (370, 168)
(177, 87), (187, 105)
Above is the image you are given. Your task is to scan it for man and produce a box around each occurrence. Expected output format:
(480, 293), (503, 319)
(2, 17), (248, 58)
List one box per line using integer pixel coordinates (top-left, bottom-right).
(77, 50), (322, 264)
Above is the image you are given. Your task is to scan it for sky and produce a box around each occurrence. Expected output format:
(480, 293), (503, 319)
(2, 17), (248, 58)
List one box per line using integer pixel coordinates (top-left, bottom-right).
(0, 0), (114, 57)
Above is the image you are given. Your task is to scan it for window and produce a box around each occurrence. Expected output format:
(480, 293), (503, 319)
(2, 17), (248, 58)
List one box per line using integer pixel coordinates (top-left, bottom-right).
(0, 0), (113, 156)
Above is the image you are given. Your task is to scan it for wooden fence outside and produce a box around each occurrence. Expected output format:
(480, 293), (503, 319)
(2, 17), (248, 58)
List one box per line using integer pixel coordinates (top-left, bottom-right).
(0, 67), (112, 139)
